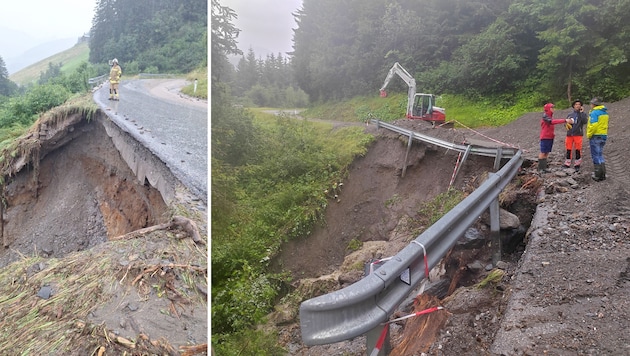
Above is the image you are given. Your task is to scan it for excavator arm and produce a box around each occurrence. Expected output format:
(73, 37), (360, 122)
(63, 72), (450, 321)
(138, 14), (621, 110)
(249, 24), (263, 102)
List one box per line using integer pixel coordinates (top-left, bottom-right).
(379, 62), (446, 124)
(379, 62), (417, 118)
(379, 62), (417, 94)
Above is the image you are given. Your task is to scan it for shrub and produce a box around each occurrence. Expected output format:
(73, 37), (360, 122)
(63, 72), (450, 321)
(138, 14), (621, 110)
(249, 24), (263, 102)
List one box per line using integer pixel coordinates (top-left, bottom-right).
(0, 84), (70, 127)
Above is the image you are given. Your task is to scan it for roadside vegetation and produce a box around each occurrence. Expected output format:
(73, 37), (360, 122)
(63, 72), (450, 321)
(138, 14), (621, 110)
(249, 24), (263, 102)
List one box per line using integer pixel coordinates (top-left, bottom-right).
(211, 106), (373, 353)
(181, 67), (208, 99)
(300, 92), (546, 128)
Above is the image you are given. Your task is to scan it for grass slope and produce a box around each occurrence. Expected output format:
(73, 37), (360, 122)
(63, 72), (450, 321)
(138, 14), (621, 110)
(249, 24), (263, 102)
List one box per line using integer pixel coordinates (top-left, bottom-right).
(301, 92), (541, 128)
(9, 42), (90, 86)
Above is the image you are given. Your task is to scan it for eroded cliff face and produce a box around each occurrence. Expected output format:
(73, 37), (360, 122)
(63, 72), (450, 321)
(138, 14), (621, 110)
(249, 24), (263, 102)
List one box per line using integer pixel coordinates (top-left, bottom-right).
(0, 110), (169, 268)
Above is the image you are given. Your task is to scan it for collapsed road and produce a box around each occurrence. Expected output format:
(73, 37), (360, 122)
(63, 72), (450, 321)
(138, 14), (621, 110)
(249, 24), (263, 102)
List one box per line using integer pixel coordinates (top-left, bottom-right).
(93, 78), (208, 204)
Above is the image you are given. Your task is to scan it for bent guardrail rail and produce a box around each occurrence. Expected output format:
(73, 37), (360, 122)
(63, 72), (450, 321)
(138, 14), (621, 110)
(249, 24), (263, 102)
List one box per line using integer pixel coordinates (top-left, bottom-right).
(370, 119), (519, 158)
(300, 121), (523, 346)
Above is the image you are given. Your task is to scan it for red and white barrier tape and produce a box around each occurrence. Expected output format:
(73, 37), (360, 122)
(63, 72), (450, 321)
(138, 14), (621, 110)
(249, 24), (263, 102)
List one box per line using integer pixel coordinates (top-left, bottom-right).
(453, 119), (523, 151)
(369, 323), (390, 356)
(411, 241), (430, 279)
(385, 306), (444, 324)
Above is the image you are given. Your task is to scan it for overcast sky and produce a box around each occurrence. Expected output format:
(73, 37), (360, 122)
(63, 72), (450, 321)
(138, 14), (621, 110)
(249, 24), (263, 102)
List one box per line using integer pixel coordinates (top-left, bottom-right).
(222, 0), (303, 57)
(0, 0), (96, 40)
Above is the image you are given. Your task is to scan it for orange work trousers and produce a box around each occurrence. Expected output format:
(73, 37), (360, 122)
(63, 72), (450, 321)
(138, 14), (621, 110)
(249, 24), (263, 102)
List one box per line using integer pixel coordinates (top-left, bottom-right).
(565, 135), (583, 157)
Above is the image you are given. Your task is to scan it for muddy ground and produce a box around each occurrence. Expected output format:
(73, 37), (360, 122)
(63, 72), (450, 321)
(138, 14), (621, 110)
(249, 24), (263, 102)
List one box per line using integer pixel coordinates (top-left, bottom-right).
(0, 82), (208, 355)
(274, 99), (630, 355)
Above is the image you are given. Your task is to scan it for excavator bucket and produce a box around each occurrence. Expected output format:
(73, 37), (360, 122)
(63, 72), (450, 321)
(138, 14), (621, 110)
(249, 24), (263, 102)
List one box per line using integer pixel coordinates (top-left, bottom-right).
(379, 89), (387, 98)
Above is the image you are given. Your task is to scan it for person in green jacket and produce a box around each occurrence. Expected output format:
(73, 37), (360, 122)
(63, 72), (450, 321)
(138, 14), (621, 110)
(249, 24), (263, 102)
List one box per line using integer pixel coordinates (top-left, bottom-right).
(109, 58), (122, 101)
(587, 97), (609, 181)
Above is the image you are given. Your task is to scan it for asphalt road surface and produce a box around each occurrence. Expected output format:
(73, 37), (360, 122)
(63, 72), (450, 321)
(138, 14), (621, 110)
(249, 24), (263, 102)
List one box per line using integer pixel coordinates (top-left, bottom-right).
(93, 79), (207, 203)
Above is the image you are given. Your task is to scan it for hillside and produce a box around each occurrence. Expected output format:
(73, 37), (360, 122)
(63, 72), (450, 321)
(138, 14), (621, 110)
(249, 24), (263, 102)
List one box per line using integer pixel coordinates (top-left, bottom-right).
(9, 41), (89, 86)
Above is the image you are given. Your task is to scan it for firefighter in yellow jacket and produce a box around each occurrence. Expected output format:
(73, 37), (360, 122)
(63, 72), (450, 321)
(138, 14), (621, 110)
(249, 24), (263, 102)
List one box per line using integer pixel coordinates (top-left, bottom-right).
(109, 58), (122, 101)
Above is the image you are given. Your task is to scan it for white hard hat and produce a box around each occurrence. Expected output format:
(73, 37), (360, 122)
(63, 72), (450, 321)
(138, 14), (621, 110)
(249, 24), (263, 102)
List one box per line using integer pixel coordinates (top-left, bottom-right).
(112, 58), (118, 64)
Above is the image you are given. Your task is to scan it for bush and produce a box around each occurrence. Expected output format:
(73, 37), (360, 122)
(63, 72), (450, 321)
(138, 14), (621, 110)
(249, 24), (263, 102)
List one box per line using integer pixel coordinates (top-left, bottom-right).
(123, 61), (140, 76)
(143, 65), (159, 74)
(0, 84), (70, 127)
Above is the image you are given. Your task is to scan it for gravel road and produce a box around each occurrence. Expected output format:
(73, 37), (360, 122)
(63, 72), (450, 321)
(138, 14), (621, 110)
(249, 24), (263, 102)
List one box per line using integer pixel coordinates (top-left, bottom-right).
(93, 79), (208, 203)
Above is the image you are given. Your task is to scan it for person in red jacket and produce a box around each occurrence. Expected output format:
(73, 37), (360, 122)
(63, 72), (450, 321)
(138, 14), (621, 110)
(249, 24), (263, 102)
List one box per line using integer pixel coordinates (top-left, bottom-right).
(538, 103), (571, 172)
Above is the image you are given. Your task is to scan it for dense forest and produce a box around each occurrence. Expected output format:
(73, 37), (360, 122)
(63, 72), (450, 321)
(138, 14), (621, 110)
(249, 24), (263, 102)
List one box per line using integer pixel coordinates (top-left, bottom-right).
(89, 0), (207, 73)
(292, 0), (630, 105)
(223, 0), (630, 108)
(231, 49), (308, 108)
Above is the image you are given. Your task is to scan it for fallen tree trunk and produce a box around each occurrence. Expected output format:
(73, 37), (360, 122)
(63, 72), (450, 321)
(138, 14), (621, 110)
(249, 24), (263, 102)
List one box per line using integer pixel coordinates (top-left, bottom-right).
(111, 216), (204, 245)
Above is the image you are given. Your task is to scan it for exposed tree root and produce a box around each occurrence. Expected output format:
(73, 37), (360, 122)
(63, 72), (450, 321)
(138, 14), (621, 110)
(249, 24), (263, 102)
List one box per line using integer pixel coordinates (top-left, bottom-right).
(111, 215), (204, 244)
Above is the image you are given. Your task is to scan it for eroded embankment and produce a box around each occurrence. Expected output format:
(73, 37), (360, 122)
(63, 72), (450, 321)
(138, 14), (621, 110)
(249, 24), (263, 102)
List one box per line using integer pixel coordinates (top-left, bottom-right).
(0, 108), (174, 268)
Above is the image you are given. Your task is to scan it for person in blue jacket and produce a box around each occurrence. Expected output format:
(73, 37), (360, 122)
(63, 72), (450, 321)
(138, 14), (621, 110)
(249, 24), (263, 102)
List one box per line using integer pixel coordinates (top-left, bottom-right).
(587, 97), (609, 181)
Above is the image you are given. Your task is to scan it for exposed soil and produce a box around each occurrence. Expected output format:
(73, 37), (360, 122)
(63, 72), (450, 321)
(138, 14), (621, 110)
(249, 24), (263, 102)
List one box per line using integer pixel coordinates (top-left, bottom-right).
(0, 82), (208, 355)
(274, 99), (630, 355)
(0, 119), (168, 267)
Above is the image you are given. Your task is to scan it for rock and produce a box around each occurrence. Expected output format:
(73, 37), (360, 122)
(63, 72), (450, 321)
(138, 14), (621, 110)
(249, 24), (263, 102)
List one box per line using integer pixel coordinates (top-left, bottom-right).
(269, 304), (298, 325)
(496, 261), (509, 270)
(37, 285), (52, 299)
(480, 209), (520, 230)
(338, 270), (363, 285)
(339, 240), (389, 273)
(467, 260), (485, 272)
(296, 273), (341, 300)
(458, 227), (486, 249)
(499, 209), (521, 229)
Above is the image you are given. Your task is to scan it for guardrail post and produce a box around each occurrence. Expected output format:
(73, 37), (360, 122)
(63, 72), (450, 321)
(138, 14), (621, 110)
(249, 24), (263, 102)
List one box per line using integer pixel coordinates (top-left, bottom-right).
(366, 324), (390, 356)
(490, 198), (501, 265)
(401, 132), (413, 178)
(493, 147), (503, 171)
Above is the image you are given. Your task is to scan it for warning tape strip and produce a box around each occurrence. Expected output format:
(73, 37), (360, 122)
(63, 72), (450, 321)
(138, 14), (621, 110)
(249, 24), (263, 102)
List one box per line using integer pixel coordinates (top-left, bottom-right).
(411, 241), (430, 278)
(452, 119), (525, 151)
(369, 323), (389, 356)
(384, 306), (444, 324)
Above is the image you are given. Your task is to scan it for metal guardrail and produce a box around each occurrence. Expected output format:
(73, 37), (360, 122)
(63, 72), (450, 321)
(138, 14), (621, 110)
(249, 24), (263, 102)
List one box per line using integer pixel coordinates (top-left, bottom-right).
(87, 74), (108, 88)
(370, 119), (519, 158)
(88, 73), (179, 85)
(300, 121), (524, 346)
(138, 73), (179, 79)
